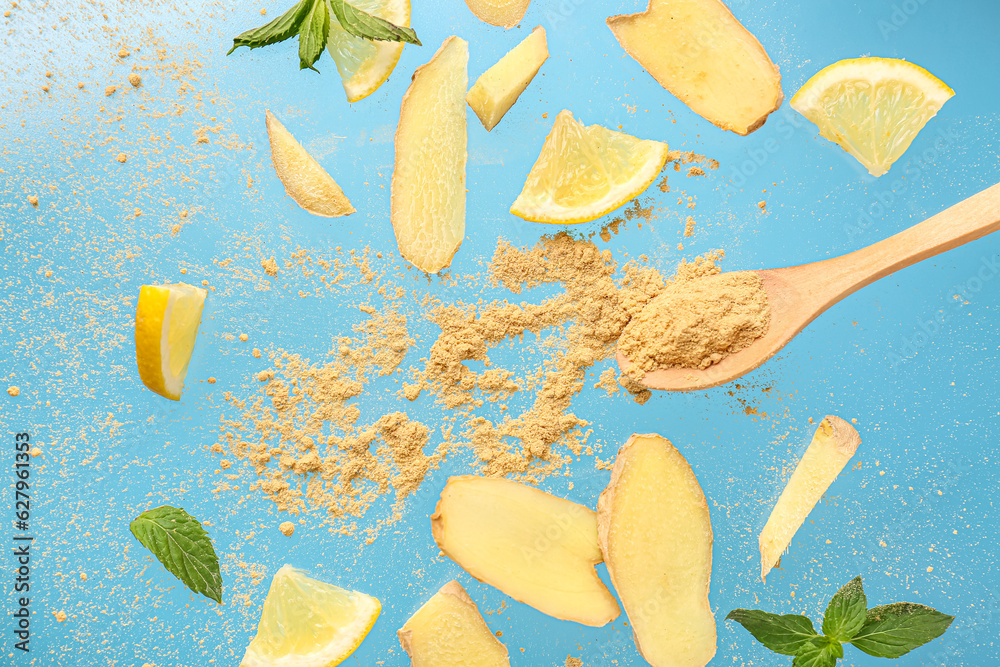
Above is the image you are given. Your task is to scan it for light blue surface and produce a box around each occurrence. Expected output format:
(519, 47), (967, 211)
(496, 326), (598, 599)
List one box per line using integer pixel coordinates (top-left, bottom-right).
(2, 0), (999, 665)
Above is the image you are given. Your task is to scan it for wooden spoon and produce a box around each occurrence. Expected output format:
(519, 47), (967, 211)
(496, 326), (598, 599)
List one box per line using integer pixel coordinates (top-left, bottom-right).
(617, 181), (1000, 391)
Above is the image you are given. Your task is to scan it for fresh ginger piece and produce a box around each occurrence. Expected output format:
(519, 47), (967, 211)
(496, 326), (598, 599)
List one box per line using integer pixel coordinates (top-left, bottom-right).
(398, 580), (510, 667)
(431, 476), (620, 627)
(467, 26), (548, 131)
(597, 434), (716, 667)
(759, 416), (861, 582)
(390, 36), (468, 273)
(464, 0), (531, 28)
(606, 0), (782, 135)
(265, 110), (355, 217)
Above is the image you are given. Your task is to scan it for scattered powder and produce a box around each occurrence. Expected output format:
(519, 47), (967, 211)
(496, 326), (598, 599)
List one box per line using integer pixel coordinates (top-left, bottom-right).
(29, 447), (41, 457)
(207, 377), (217, 384)
(239, 333), (249, 342)
(53, 610), (67, 622)
(278, 522), (295, 537)
(687, 166), (705, 177)
(565, 658), (583, 667)
(219, 235), (727, 534)
(596, 199), (653, 242)
(128, 72), (142, 88)
(252, 348), (262, 358)
(261, 256), (279, 277)
(7, 386), (19, 397)
(116, 152), (127, 163)
(27, 195), (38, 207)
(117, 46), (130, 58)
(104, 84), (117, 96)
(619, 268), (770, 374)
(758, 200), (767, 211)
(218, 298), (428, 528)
(594, 368), (620, 396)
(80, 573), (88, 581)
(684, 215), (696, 237)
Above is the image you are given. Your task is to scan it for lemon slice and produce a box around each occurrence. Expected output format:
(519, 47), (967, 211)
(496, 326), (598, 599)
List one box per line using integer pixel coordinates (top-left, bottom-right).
(266, 110), (355, 218)
(134, 282), (207, 401)
(510, 110), (668, 224)
(241, 565), (381, 667)
(327, 0), (410, 103)
(790, 57), (954, 177)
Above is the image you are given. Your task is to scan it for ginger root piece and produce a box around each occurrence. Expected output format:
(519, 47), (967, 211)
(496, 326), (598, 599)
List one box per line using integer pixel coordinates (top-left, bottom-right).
(431, 476), (620, 627)
(467, 26), (548, 131)
(464, 0), (531, 28)
(606, 0), (782, 135)
(759, 416), (861, 582)
(265, 110), (355, 217)
(390, 36), (468, 273)
(597, 434), (716, 667)
(398, 580), (510, 667)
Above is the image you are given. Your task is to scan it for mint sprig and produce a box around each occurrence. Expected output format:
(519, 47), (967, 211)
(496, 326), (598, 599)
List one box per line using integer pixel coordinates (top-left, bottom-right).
(130, 505), (223, 604)
(228, 0), (420, 71)
(727, 576), (954, 665)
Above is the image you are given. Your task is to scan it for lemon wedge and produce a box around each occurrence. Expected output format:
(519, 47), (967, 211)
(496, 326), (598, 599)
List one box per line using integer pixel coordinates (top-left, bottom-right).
(510, 110), (668, 224)
(266, 110), (355, 217)
(327, 0), (410, 103)
(134, 282), (207, 401)
(790, 57), (954, 177)
(241, 565), (381, 667)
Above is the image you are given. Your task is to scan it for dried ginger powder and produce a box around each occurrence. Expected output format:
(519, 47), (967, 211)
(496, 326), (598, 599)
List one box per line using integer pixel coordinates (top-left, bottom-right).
(619, 270), (770, 373)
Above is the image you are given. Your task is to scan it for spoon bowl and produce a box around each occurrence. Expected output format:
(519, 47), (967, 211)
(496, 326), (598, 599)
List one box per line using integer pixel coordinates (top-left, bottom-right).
(618, 181), (1000, 391)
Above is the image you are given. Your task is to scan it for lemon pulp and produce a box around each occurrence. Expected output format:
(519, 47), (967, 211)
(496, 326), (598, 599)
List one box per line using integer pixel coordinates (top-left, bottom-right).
(240, 565), (380, 667)
(134, 282), (207, 400)
(790, 57), (954, 177)
(510, 110), (668, 224)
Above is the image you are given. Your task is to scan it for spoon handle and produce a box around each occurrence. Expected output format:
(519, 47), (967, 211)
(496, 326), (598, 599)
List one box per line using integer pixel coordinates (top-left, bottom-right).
(825, 181), (1000, 297)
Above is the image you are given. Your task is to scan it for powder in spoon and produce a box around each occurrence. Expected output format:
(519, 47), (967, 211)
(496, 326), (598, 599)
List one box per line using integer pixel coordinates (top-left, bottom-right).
(619, 271), (770, 374)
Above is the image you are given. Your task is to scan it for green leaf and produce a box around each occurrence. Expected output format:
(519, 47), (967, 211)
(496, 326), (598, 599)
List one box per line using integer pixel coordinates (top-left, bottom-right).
(849, 602), (955, 658)
(327, 0), (421, 45)
(792, 639), (840, 667)
(726, 609), (821, 656)
(228, 0), (312, 54)
(822, 575), (868, 641)
(298, 0), (330, 71)
(130, 506), (223, 604)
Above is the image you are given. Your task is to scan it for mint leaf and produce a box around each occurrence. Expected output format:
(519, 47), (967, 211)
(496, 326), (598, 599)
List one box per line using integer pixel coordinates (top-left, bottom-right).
(822, 575), (868, 640)
(849, 602), (955, 658)
(792, 638), (840, 667)
(130, 506), (222, 603)
(726, 609), (821, 656)
(298, 0), (330, 71)
(328, 0), (421, 45)
(228, 0), (312, 54)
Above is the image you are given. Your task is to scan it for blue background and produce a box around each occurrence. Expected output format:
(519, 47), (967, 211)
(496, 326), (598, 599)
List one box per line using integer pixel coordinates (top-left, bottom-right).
(2, 0), (999, 665)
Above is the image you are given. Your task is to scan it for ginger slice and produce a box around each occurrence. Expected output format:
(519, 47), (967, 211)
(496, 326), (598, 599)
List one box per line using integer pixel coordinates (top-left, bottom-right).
(759, 416), (861, 582)
(606, 0), (782, 135)
(464, 0), (531, 29)
(265, 110), (355, 217)
(398, 580), (510, 667)
(390, 36), (468, 273)
(431, 476), (620, 627)
(467, 26), (548, 131)
(597, 434), (716, 667)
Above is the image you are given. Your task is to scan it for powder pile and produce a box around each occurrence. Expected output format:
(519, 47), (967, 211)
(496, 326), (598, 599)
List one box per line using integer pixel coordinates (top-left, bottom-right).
(619, 269), (770, 374)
